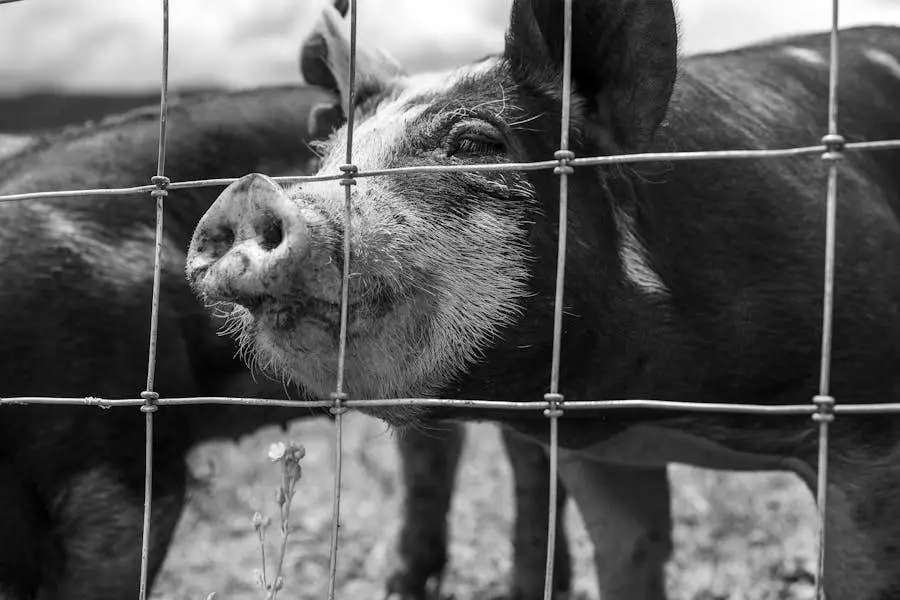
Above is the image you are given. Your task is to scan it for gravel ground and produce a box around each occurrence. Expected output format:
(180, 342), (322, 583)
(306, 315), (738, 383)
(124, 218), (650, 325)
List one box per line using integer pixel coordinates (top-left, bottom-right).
(152, 413), (819, 600)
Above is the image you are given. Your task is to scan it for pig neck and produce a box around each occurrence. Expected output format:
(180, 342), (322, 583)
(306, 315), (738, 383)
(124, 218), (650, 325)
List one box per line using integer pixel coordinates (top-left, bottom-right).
(435, 162), (821, 462)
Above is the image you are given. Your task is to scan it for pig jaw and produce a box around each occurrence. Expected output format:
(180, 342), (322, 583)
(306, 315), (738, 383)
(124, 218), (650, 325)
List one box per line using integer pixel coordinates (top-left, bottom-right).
(223, 231), (532, 414)
(236, 290), (438, 398)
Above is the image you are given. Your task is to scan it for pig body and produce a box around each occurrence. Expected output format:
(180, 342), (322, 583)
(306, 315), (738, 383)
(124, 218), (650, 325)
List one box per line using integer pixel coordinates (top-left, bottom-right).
(186, 1), (900, 598)
(0, 86), (576, 600)
(0, 86), (327, 600)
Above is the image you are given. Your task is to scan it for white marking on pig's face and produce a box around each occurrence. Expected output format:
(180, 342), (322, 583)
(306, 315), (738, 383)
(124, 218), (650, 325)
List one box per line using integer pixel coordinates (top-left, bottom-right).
(224, 58), (538, 414)
(865, 48), (900, 80)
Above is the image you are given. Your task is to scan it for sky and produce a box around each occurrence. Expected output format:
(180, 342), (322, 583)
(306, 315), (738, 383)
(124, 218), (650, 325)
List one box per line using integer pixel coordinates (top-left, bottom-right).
(0, 0), (898, 95)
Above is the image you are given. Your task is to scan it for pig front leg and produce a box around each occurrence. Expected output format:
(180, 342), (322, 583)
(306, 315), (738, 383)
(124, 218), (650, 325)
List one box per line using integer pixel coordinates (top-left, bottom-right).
(498, 427), (572, 600)
(386, 424), (573, 600)
(386, 423), (465, 600)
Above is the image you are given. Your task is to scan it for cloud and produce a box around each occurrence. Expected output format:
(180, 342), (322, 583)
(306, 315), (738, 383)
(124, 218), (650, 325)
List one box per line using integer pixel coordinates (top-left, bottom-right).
(0, 0), (897, 94)
(678, 0), (900, 54)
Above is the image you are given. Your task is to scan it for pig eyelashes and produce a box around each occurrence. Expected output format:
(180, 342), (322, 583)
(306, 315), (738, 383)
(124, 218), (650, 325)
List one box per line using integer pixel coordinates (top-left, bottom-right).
(445, 119), (506, 158)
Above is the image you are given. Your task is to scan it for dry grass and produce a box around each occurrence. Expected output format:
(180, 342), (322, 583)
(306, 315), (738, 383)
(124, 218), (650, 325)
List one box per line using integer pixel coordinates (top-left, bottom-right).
(151, 413), (819, 600)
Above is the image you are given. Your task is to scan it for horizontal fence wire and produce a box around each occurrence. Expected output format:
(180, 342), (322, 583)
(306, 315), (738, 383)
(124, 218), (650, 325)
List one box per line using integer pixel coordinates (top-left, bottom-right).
(5, 395), (900, 415)
(3, 140), (900, 205)
(0, 0), (899, 598)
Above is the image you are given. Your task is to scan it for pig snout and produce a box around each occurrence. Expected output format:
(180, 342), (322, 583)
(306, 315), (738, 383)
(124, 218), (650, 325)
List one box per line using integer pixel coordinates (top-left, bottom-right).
(186, 173), (309, 306)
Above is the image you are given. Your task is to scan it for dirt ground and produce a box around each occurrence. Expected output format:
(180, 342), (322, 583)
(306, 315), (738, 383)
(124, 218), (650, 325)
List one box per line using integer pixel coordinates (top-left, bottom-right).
(151, 412), (819, 600)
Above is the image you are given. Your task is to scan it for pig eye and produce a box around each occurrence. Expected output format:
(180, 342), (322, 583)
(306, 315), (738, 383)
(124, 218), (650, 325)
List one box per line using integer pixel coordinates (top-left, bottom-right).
(446, 120), (505, 158)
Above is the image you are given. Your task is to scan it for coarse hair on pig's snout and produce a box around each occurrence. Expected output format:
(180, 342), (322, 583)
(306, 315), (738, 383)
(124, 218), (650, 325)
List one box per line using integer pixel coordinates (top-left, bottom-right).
(187, 158), (538, 411)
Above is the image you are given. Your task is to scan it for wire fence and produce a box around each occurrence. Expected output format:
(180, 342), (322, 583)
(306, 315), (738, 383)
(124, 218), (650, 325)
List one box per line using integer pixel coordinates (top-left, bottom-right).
(3, 1), (900, 599)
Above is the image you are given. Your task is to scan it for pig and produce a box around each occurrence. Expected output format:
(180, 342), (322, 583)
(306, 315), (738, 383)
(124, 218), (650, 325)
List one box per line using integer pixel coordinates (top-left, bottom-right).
(185, 0), (900, 599)
(0, 85), (566, 600)
(0, 86), (329, 600)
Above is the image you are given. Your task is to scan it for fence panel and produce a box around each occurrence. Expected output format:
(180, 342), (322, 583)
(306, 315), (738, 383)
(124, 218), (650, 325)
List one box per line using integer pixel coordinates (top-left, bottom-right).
(2, 1), (900, 599)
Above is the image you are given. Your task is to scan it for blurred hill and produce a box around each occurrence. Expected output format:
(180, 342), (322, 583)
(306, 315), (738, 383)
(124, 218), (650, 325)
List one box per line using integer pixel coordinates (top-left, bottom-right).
(0, 89), (220, 132)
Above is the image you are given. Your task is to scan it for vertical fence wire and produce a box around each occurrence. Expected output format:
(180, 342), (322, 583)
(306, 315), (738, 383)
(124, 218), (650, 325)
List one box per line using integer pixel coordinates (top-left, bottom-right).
(138, 0), (171, 599)
(327, 1), (359, 598)
(542, 1), (574, 598)
(813, 0), (842, 598)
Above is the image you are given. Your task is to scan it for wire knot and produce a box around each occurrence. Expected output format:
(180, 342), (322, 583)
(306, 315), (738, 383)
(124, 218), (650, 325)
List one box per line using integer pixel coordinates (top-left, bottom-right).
(812, 394), (835, 423)
(150, 175), (170, 198)
(339, 164), (358, 187)
(821, 134), (845, 162)
(140, 390), (159, 413)
(553, 150), (575, 176)
(543, 392), (564, 418)
(329, 391), (349, 415)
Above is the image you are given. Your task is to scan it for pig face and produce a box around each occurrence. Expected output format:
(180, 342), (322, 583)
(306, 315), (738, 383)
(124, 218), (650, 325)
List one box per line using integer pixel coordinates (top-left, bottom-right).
(187, 71), (540, 414)
(186, 0), (676, 422)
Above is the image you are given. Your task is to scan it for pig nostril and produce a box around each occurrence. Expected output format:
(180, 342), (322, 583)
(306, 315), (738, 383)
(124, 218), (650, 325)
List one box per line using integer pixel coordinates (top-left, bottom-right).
(201, 226), (235, 258)
(260, 218), (284, 252)
(222, 227), (235, 249)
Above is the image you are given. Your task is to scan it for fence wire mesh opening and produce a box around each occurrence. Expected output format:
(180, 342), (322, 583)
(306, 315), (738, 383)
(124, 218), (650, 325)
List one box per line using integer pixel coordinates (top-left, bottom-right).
(3, 0), (900, 599)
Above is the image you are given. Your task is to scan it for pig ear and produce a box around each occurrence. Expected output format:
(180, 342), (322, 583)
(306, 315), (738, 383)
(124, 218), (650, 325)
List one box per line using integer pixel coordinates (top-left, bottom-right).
(504, 0), (678, 152)
(299, 0), (405, 136)
(307, 102), (345, 140)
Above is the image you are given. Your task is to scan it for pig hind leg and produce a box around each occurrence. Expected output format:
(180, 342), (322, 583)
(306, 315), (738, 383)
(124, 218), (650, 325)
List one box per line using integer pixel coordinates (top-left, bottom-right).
(821, 455), (900, 600)
(556, 456), (673, 600)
